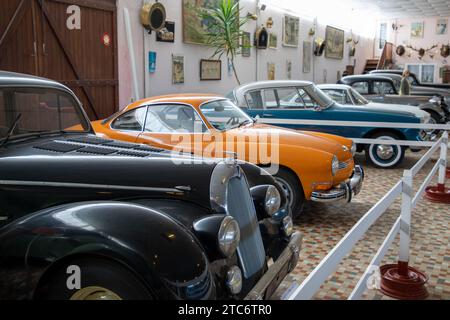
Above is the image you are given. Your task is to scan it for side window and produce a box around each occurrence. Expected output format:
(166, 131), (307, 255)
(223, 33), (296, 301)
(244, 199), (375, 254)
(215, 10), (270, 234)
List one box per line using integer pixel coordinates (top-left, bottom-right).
(245, 91), (264, 110)
(277, 87), (305, 109)
(373, 81), (395, 94)
(145, 105), (206, 133)
(297, 88), (320, 109)
(111, 108), (146, 131)
(322, 89), (347, 104)
(351, 82), (369, 95)
(263, 89), (279, 109)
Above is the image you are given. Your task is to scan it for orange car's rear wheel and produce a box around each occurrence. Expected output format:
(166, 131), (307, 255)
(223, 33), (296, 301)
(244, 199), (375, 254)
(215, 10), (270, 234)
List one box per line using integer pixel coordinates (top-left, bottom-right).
(274, 168), (304, 220)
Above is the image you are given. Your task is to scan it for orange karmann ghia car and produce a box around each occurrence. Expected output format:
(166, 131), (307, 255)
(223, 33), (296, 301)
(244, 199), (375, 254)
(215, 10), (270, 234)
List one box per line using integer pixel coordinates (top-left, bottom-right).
(92, 95), (364, 217)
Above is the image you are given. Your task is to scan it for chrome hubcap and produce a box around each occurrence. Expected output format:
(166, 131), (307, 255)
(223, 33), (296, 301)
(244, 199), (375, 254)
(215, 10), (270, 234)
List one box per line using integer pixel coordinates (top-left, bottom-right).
(376, 144), (395, 160)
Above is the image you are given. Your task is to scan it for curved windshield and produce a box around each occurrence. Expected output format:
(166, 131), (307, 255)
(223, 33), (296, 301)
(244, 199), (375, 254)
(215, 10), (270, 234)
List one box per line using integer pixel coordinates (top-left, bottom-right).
(0, 87), (90, 141)
(200, 99), (253, 131)
(349, 88), (370, 105)
(303, 85), (335, 109)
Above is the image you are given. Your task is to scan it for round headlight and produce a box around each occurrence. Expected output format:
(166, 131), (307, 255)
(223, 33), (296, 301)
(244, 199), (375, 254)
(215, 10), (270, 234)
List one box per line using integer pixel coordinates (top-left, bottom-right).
(351, 142), (357, 156)
(265, 185), (281, 216)
(331, 155), (339, 176)
(218, 216), (240, 257)
(282, 216), (294, 237)
(226, 266), (243, 295)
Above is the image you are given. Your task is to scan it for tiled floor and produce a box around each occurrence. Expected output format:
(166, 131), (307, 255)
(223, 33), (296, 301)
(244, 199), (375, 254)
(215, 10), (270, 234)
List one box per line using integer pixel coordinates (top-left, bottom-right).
(274, 150), (450, 300)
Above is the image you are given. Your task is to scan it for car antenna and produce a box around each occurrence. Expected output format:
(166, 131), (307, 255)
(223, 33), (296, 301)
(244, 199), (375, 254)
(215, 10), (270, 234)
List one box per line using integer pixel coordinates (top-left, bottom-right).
(0, 113), (22, 148)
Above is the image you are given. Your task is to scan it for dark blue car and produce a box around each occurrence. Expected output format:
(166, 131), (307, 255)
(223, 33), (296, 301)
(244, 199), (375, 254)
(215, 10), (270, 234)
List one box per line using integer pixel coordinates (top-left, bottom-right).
(227, 80), (430, 168)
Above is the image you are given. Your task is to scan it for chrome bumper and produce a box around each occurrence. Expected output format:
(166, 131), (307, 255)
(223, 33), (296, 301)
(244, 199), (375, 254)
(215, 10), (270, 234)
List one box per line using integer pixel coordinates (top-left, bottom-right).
(310, 165), (364, 203)
(244, 231), (302, 300)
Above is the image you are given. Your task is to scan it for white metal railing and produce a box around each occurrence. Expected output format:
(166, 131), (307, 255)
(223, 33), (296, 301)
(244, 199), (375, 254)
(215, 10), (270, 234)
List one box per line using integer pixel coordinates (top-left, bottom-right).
(257, 118), (450, 148)
(286, 131), (449, 300)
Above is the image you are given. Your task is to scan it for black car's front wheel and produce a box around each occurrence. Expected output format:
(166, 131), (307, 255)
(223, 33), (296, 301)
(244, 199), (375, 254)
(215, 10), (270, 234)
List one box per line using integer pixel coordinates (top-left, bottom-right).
(35, 257), (153, 300)
(365, 132), (405, 168)
(274, 168), (305, 219)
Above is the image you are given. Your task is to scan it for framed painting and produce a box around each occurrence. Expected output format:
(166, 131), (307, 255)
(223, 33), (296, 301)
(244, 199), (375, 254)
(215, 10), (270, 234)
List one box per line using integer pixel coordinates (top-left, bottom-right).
(303, 41), (312, 73)
(172, 55), (185, 84)
(411, 21), (424, 38)
(182, 0), (238, 45)
(325, 26), (344, 60)
(286, 60), (292, 80)
(241, 32), (251, 57)
(156, 21), (175, 43)
(283, 15), (299, 47)
(200, 59), (222, 80)
(267, 63), (275, 80)
(268, 33), (278, 49)
(436, 18), (448, 35)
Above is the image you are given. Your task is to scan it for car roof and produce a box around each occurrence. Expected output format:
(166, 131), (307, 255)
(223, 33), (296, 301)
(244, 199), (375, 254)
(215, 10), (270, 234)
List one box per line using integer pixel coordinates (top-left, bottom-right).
(233, 80), (314, 94)
(370, 70), (403, 75)
(0, 70), (71, 92)
(317, 84), (352, 90)
(341, 74), (394, 82)
(127, 94), (226, 110)
(370, 73), (402, 80)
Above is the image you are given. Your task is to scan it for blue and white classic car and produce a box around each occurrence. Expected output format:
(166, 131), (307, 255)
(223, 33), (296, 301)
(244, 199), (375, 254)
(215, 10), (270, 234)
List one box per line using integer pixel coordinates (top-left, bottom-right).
(227, 80), (430, 168)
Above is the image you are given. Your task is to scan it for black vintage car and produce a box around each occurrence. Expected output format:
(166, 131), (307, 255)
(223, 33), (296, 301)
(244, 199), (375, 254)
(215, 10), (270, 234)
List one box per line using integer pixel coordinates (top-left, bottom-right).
(0, 71), (301, 300)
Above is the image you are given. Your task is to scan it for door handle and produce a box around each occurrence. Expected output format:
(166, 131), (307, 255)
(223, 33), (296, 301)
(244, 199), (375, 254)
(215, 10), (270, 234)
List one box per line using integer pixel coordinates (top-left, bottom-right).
(263, 114), (275, 117)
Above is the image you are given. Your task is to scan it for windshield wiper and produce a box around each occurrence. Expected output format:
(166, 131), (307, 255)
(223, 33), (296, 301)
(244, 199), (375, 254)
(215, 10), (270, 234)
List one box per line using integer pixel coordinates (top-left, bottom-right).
(0, 113), (22, 148)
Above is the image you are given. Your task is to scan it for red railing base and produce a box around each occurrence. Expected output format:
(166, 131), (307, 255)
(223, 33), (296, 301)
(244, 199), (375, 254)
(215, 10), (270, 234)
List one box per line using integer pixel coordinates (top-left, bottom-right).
(424, 184), (450, 203)
(380, 262), (428, 300)
(446, 167), (450, 179)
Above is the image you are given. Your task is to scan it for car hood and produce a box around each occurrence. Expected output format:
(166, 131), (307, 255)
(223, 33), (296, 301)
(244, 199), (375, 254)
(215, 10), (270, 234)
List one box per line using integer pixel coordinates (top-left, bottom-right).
(0, 134), (217, 209)
(226, 123), (351, 159)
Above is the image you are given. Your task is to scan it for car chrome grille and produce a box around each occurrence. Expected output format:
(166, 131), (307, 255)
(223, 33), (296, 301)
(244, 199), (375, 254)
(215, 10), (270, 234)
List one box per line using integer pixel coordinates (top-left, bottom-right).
(226, 176), (266, 279)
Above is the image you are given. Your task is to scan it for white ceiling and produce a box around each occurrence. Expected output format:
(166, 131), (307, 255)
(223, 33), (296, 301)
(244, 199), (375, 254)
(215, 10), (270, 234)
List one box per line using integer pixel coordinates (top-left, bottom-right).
(351, 0), (450, 19)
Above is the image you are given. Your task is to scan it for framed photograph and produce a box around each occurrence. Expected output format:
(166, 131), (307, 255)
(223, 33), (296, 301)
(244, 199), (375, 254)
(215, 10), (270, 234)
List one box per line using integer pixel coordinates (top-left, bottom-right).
(286, 60), (292, 80)
(182, 0), (238, 45)
(269, 33), (278, 49)
(268, 33), (278, 49)
(156, 21), (175, 43)
(267, 63), (275, 80)
(303, 41), (312, 73)
(241, 32), (251, 57)
(411, 22), (424, 38)
(172, 55), (185, 84)
(200, 59), (221, 81)
(325, 26), (345, 60)
(436, 18), (448, 35)
(283, 15), (299, 47)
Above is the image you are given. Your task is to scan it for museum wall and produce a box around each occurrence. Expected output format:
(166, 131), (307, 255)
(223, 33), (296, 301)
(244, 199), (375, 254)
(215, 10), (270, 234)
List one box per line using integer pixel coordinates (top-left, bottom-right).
(117, 0), (376, 109)
(379, 16), (450, 82)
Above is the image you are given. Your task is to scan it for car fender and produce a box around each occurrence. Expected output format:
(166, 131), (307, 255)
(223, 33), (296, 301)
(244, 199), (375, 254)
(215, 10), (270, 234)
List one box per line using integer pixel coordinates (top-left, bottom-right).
(0, 201), (211, 300)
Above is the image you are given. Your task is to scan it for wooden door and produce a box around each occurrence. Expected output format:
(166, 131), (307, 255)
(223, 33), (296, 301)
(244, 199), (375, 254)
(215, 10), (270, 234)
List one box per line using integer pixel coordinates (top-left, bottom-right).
(0, 0), (118, 120)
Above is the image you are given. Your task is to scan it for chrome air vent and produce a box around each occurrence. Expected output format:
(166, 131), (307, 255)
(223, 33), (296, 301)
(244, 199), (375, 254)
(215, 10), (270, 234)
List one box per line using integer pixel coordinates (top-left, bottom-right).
(132, 145), (165, 153)
(102, 141), (138, 149)
(67, 136), (114, 145)
(34, 142), (84, 153)
(76, 147), (117, 155)
(116, 150), (151, 158)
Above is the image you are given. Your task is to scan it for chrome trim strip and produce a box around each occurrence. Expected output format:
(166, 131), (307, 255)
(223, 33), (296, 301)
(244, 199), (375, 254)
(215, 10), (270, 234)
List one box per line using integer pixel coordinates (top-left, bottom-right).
(0, 180), (182, 193)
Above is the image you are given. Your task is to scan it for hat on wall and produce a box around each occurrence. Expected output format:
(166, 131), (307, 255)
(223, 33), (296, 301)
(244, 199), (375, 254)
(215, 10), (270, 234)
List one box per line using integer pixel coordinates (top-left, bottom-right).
(396, 45), (406, 56)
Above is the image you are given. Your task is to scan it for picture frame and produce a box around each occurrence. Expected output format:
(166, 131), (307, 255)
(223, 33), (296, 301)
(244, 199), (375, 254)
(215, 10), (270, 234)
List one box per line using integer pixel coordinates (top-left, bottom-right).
(268, 33), (278, 49)
(325, 26), (345, 60)
(436, 18), (448, 35)
(411, 21), (424, 38)
(200, 59), (222, 81)
(267, 63), (275, 80)
(182, 0), (238, 45)
(303, 41), (312, 73)
(241, 32), (251, 57)
(172, 55), (185, 84)
(286, 60), (292, 80)
(283, 15), (299, 48)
